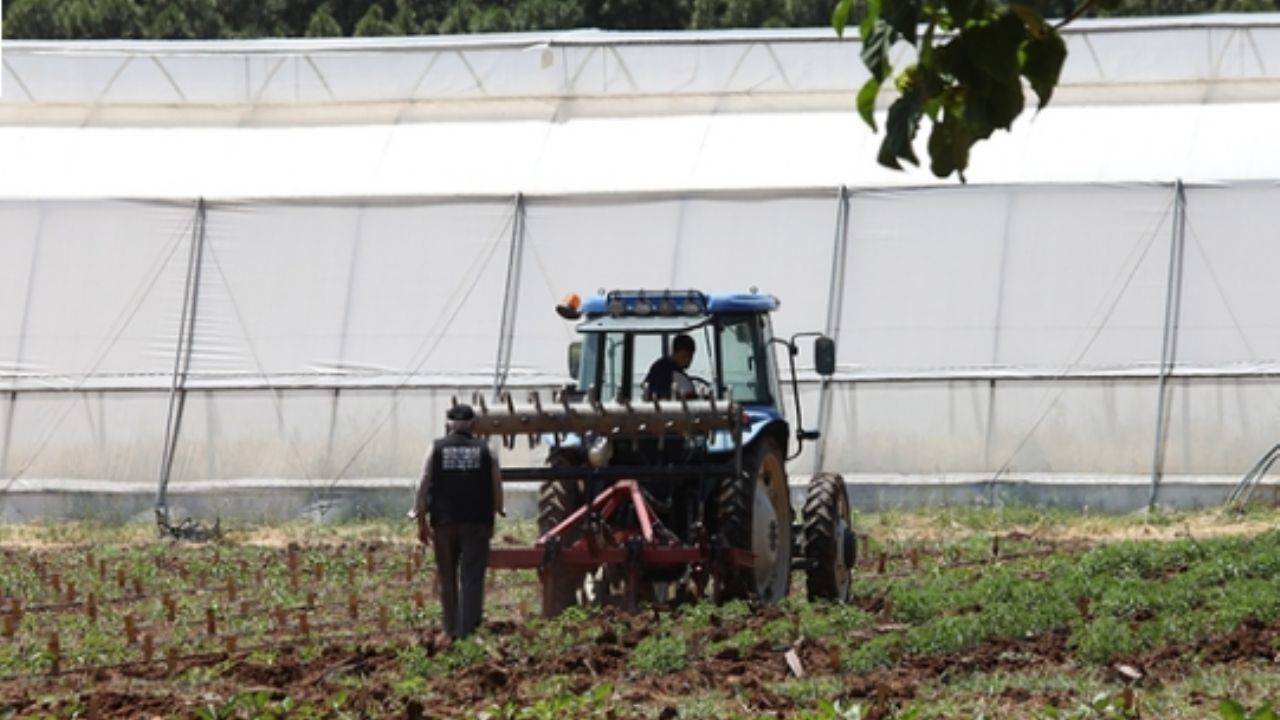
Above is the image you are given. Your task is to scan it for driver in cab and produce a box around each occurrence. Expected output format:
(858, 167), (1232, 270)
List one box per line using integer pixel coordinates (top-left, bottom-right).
(643, 334), (697, 400)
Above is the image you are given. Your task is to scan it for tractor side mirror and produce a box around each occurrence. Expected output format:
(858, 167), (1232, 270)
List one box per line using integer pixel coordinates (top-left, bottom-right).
(814, 336), (836, 376)
(567, 341), (583, 380)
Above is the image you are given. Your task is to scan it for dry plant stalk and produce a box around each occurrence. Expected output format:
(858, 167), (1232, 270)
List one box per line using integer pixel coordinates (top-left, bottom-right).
(205, 607), (217, 636)
(163, 594), (176, 622)
(141, 633), (154, 663)
(227, 579), (237, 602)
(299, 611), (310, 636)
(377, 605), (389, 634)
(86, 593), (98, 622)
(348, 594), (359, 620)
(47, 632), (60, 675)
(877, 552), (887, 574)
(65, 581), (77, 604)
(224, 635), (237, 654)
(124, 613), (138, 645)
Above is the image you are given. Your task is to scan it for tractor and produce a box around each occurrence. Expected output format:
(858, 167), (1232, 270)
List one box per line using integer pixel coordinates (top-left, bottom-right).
(476, 289), (856, 617)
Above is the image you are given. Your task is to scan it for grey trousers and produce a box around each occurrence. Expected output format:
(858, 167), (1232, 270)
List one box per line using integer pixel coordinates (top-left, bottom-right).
(431, 523), (492, 638)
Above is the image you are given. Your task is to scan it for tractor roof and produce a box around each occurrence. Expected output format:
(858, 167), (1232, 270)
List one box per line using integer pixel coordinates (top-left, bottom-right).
(580, 290), (779, 317)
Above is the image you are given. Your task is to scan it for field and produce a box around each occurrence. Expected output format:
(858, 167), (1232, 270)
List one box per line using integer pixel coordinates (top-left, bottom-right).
(4, 507), (1280, 719)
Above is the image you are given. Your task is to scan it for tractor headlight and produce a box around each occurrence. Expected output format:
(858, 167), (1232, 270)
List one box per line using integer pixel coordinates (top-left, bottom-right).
(587, 436), (613, 468)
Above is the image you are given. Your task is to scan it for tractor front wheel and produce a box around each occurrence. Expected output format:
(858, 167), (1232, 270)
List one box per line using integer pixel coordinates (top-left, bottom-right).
(802, 472), (855, 602)
(538, 452), (586, 618)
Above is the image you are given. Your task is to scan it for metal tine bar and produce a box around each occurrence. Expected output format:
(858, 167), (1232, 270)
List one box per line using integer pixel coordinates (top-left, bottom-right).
(450, 395), (459, 408)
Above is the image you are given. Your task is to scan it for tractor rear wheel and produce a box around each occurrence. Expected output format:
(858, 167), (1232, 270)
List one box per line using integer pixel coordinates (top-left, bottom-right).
(716, 437), (791, 604)
(802, 472), (855, 602)
(538, 452), (586, 618)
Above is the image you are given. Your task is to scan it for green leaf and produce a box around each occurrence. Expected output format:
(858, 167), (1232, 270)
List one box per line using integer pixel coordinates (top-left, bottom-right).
(927, 109), (973, 179)
(936, 12), (1026, 131)
(882, 0), (920, 44)
(832, 0), (855, 37)
(859, 0), (883, 42)
(1019, 29), (1067, 109)
(1221, 699), (1247, 720)
(877, 88), (925, 170)
(861, 19), (895, 82)
(857, 77), (882, 130)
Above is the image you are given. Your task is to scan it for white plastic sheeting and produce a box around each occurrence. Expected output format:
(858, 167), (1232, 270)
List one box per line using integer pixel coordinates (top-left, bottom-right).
(6, 102), (1280, 199)
(3, 184), (1279, 492)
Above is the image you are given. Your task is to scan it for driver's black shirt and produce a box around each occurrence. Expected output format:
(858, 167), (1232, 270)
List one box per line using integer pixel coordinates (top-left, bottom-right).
(643, 356), (684, 400)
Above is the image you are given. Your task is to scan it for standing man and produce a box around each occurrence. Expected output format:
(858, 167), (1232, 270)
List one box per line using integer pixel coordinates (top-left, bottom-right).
(413, 403), (504, 639)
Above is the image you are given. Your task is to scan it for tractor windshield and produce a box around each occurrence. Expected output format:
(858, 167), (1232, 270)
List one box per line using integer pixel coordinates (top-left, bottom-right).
(576, 314), (772, 404)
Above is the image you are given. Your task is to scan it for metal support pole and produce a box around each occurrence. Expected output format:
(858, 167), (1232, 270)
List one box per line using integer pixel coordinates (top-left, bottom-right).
(491, 193), (526, 399)
(0, 208), (44, 479)
(1148, 180), (1187, 510)
(156, 198), (207, 527)
(324, 208), (367, 479)
(812, 185), (850, 474)
(983, 192), (1017, 472)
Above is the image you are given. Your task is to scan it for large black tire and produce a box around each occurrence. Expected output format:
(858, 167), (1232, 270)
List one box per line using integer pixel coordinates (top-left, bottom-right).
(538, 452), (585, 618)
(803, 472), (855, 602)
(716, 436), (792, 604)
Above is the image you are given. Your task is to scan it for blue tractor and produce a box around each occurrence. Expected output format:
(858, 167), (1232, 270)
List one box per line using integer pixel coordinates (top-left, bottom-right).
(481, 290), (856, 616)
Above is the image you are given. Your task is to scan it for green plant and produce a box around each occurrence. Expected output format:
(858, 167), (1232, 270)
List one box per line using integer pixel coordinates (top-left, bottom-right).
(1221, 699), (1279, 720)
(631, 634), (688, 675)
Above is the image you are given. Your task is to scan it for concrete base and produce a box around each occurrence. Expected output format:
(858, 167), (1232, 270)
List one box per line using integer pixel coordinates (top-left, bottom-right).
(1, 473), (1273, 524)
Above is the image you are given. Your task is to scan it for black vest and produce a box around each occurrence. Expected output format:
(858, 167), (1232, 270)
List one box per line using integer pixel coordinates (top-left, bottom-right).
(427, 432), (495, 526)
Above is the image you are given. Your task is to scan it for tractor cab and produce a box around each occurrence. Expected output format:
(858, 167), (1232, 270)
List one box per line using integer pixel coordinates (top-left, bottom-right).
(563, 290), (835, 462)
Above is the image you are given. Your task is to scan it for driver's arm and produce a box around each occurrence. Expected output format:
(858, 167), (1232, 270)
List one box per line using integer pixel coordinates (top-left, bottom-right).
(672, 369), (697, 399)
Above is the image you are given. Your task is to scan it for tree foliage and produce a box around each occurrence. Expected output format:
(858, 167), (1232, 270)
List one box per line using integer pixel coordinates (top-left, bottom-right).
(836, 0), (1268, 179)
(836, 0), (1078, 179)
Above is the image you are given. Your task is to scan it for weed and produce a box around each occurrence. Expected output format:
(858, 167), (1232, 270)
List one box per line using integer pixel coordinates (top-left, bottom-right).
(631, 634), (688, 675)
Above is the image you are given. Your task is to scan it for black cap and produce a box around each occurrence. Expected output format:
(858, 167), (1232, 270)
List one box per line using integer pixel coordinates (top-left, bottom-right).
(447, 403), (476, 421)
